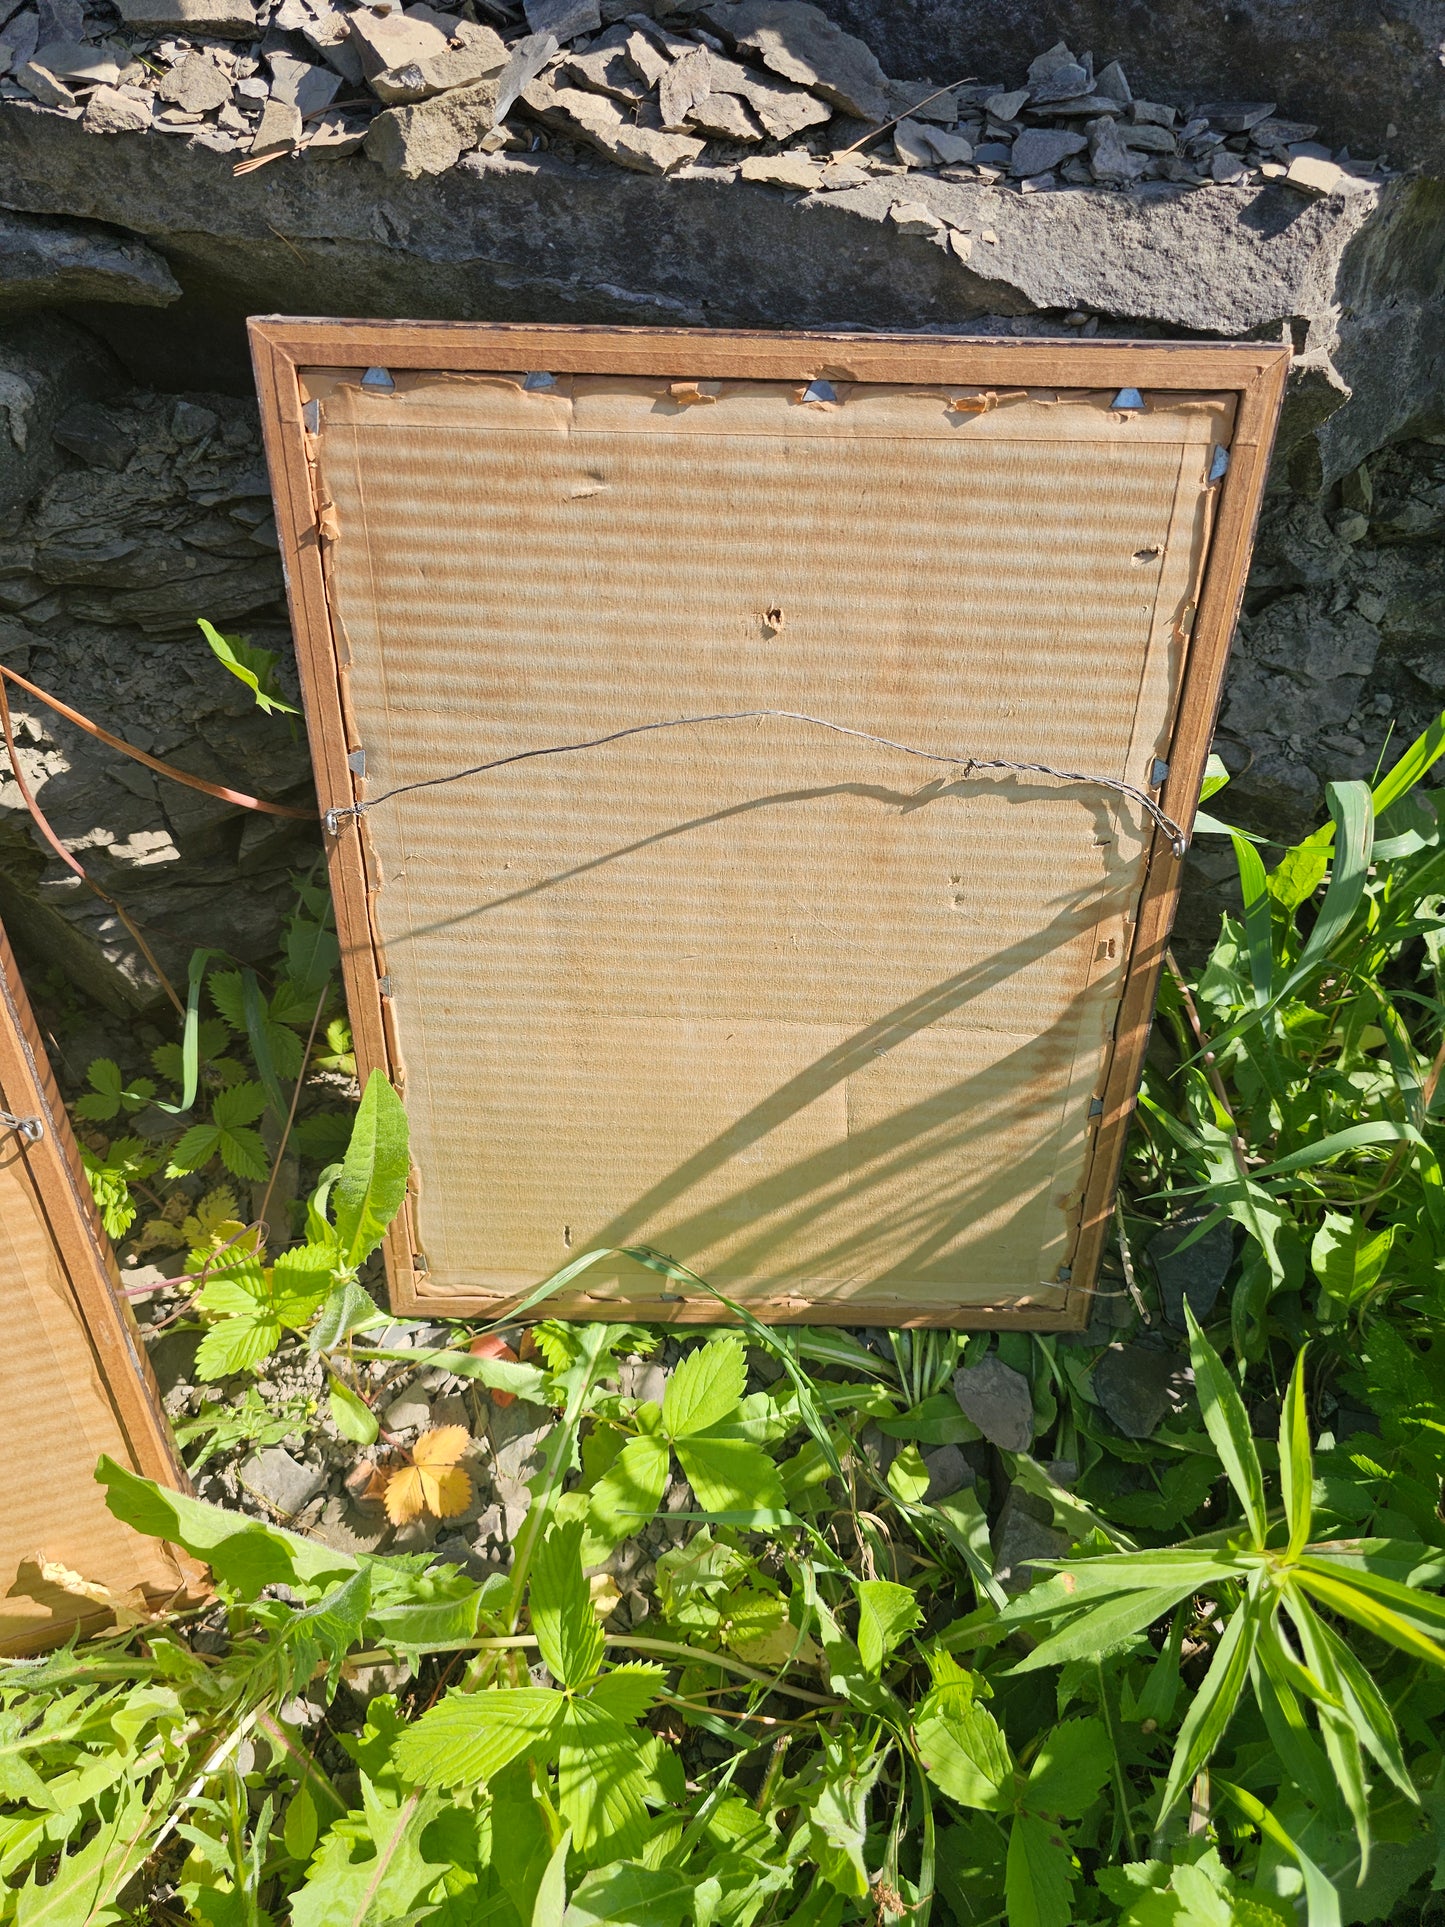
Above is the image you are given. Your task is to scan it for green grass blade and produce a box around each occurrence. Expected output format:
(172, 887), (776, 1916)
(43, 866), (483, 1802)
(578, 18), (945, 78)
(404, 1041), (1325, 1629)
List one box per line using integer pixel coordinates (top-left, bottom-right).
(1279, 1345), (1312, 1559)
(1370, 707), (1445, 817)
(1230, 830), (1274, 1007)
(1294, 780), (1374, 973)
(1185, 1305), (1267, 1545)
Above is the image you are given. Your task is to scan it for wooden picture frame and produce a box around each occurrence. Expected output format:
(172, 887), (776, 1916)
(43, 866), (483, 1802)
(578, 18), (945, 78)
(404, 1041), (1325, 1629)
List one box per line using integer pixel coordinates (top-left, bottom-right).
(251, 321), (1288, 1330)
(0, 920), (193, 1653)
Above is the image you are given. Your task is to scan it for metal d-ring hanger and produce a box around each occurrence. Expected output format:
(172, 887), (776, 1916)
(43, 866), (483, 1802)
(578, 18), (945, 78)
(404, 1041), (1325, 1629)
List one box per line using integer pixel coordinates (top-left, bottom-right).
(321, 709), (1189, 858)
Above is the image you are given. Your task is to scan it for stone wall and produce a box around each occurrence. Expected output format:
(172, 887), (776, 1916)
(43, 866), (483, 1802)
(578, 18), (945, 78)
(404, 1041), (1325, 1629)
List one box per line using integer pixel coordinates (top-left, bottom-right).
(0, 0), (1440, 1007)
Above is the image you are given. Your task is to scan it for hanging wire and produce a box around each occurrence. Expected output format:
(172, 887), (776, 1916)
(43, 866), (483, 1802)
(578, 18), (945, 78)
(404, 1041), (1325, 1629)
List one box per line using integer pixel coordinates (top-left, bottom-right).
(322, 708), (1189, 856)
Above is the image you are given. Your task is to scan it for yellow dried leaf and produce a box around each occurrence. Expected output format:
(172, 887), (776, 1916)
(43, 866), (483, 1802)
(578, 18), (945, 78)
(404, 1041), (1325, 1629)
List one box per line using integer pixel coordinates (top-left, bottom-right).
(382, 1425), (472, 1525)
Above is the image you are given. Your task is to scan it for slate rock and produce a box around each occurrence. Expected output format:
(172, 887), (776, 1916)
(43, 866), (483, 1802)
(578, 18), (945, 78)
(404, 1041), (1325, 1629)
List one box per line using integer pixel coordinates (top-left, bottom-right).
(1092, 1342), (1187, 1439)
(706, 56), (830, 137)
(1195, 99), (1275, 133)
(113, 0), (257, 34)
(239, 1445), (326, 1517)
(952, 1356), (1034, 1451)
(1010, 127), (1086, 176)
(658, 43), (711, 130)
(15, 59), (73, 106)
(564, 44), (648, 105)
(1094, 59), (1131, 105)
(922, 1443), (973, 1501)
(892, 115), (935, 167)
(0, 208), (180, 308)
(686, 90), (760, 140)
(371, 36), (505, 106)
(706, 0), (889, 121)
(494, 29), (556, 120)
(1088, 114), (1145, 183)
(1029, 61), (1091, 105)
(308, 1493), (389, 1554)
(1120, 122), (1176, 154)
(739, 148), (822, 189)
(983, 87), (1027, 121)
(523, 0), (598, 40)
(1149, 1212), (1235, 1328)
(146, 1327), (201, 1395)
(158, 52), (232, 112)
(248, 96), (301, 158)
(33, 39), (120, 83)
(888, 197), (944, 234)
(349, 6), (448, 80)
(991, 1485), (1064, 1594)
(267, 50), (342, 115)
(366, 73), (500, 175)
(971, 139), (1011, 165)
(1287, 153), (1343, 195)
(52, 401), (133, 469)
(382, 1387), (431, 1431)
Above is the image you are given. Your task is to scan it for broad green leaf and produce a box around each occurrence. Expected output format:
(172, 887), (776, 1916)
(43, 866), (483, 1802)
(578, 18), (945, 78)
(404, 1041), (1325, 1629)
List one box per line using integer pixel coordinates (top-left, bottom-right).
(328, 1380), (378, 1445)
(242, 965), (287, 1117)
(556, 1698), (653, 1860)
(887, 1443), (931, 1505)
(582, 1433), (670, 1561)
(915, 1696), (1012, 1810)
(1156, 1593), (1262, 1828)
(1310, 1214), (1395, 1309)
(854, 1579), (922, 1676)
(1268, 841), (1330, 912)
(1279, 1345), (1312, 1559)
(200, 617), (298, 715)
(563, 1863), (694, 1927)
(1185, 1305), (1266, 1545)
(309, 1281), (376, 1351)
(10, 1779), (157, 1927)
(674, 1434), (786, 1516)
(662, 1337), (746, 1438)
(531, 1522), (605, 1689)
(804, 1739), (883, 1901)
(392, 1687), (562, 1788)
(1024, 1718), (1109, 1819)
(289, 1783), (448, 1927)
(333, 1071), (410, 1270)
(587, 1663), (665, 1725)
(98, 1456), (357, 1594)
(282, 1782), (318, 1863)
(1005, 1812), (1073, 1927)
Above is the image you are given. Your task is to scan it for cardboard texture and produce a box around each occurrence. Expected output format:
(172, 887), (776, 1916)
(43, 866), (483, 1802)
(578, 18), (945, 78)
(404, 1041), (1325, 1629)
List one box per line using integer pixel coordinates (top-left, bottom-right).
(251, 323), (1289, 1327)
(0, 920), (190, 1653)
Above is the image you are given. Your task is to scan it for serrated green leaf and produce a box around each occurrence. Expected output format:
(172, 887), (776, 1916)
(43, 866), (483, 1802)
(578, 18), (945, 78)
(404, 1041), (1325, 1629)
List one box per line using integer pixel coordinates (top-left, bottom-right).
(393, 1687), (562, 1788)
(662, 1337), (746, 1439)
(196, 1312), (280, 1380)
(915, 1695), (1012, 1810)
(587, 1663), (664, 1725)
(1005, 1812), (1073, 1927)
(1024, 1718), (1110, 1820)
(556, 1698), (655, 1860)
(854, 1578), (922, 1676)
(887, 1443), (931, 1505)
(166, 1122), (223, 1176)
(675, 1433), (786, 1516)
(531, 1522), (604, 1689)
(212, 1080), (268, 1129)
(581, 1432), (669, 1561)
(333, 1071), (410, 1270)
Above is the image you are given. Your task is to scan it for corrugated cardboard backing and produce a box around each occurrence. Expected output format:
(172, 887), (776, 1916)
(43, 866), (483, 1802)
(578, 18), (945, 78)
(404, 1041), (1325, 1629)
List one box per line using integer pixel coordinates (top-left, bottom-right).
(305, 370), (1235, 1320)
(0, 921), (188, 1652)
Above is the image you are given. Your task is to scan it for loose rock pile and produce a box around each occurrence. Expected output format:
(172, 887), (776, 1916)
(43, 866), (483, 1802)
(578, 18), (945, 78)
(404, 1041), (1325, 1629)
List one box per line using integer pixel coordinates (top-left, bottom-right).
(0, 0), (1381, 191)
